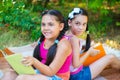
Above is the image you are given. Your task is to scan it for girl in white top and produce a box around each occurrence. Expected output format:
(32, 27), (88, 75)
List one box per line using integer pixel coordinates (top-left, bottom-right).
(66, 7), (120, 80)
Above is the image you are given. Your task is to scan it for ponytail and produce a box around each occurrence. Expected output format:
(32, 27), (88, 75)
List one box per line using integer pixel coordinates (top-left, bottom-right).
(84, 24), (91, 52)
(33, 9), (68, 66)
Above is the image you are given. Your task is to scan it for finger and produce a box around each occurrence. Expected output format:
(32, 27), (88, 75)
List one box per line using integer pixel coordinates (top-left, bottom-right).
(21, 59), (30, 66)
(22, 60), (30, 64)
(21, 58), (27, 62)
(96, 50), (100, 54)
(21, 58), (29, 64)
(23, 55), (29, 59)
(21, 56), (31, 62)
(26, 63), (32, 66)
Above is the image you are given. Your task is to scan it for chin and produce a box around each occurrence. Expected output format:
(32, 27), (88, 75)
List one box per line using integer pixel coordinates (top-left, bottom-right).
(76, 33), (82, 36)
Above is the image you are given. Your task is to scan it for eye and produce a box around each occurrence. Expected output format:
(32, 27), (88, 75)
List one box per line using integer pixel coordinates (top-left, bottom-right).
(41, 23), (45, 27)
(75, 22), (80, 26)
(48, 22), (54, 26)
(83, 23), (87, 27)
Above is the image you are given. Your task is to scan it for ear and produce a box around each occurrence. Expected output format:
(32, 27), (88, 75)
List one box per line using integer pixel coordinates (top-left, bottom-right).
(68, 20), (72, 26)
(59, 23), (64, 31)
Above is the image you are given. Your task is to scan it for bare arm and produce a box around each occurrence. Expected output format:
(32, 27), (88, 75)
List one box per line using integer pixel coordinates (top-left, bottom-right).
(70, 36), (99, 68)
(70, 36), (89, 68)
(23, 38), (72, 76)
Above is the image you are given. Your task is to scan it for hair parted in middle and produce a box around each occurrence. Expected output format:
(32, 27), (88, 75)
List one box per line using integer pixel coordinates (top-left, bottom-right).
(33, 10), (68, 66)
(68, 8), (91, 52)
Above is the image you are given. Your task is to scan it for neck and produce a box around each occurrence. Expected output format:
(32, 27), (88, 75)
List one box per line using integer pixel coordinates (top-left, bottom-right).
(66, 29), (74, 36)
(44, 39), (55, 49)
(66, 30), (86, 40)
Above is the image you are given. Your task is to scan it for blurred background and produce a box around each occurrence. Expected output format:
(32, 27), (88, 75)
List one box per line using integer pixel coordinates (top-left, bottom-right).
(0, 0), (120, 49)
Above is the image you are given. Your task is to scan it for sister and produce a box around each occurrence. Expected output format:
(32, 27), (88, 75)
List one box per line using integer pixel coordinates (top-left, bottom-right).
(15, 9), (72, 80)
(66, 8), (120, 80)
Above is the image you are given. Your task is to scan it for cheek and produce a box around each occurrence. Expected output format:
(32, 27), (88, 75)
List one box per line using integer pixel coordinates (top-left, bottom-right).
(41, 28), (45, 34)
(83, 26), (87, 31)
(41, 28), (43, 31)
(71, 26), (78, 34)
(72, 25), (78, 31)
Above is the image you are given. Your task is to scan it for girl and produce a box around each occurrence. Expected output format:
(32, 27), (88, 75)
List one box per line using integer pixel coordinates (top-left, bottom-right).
(66, 8), (120, 80)
(15, 10), (72, 80)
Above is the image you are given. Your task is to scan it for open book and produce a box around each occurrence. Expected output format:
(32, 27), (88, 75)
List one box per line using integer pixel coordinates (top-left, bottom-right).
(1, 50), (35, 74)
(81, 43), (106, 66)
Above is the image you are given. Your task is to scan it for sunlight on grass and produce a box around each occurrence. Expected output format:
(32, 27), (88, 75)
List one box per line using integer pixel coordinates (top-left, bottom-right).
(0, 29), (33, 49)
(105, 39), (120, 49)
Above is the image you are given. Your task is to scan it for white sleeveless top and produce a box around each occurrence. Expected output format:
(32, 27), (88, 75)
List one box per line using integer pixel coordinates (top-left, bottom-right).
(70, 39), (86, 75)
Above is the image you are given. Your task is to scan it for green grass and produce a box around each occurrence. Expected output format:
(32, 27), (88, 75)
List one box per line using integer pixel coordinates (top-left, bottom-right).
(0, 27), (33, 49)
(0, 1), (120, 50)
(0, 27), (120, 50)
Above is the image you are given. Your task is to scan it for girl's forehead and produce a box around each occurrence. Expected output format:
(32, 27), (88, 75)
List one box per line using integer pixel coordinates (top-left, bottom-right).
(42, 14), (57, 21)
(73, 14), (88, 22)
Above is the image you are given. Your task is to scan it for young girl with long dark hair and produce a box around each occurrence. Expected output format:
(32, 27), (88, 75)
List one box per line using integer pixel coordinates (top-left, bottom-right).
(15, 9), (72, 80)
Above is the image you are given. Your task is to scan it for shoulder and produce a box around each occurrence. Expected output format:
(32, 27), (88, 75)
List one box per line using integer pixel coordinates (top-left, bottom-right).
(70, 35), (79, 44)
(57, 38), (72, 55)
(58, 38), (71, 49)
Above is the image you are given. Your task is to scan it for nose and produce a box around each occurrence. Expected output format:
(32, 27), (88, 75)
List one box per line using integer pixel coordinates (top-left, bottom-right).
(78, 25), (83, 29)
(44, 26), (48, 29)
(43, 25), (49, 30)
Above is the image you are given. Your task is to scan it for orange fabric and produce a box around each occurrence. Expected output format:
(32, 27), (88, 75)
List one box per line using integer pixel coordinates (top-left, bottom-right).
(56, 71), (70, 80)
(0, 50), (4, 57)
(3, 48), (14, 55)
(0, 48), (14, 57)
(81, 44), (106, 66)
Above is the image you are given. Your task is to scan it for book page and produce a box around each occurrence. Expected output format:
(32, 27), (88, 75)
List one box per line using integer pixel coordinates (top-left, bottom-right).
(5, 54), (35, 74)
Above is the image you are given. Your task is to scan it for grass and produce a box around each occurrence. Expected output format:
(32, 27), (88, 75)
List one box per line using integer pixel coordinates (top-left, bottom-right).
(0, 1), (120, 50)
(0, 26), (120, 50)
(0, 27), (33, 49)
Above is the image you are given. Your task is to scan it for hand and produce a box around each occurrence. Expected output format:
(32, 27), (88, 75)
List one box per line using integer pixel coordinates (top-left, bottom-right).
(31, 42), (38, 48)
(88, 47), (100, 56)
(21, 56), (35, 66)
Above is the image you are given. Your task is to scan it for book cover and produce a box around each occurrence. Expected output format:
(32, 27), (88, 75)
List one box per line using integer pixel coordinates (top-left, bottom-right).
(81, 43), (106, 66)
(5, 53), (36, 74)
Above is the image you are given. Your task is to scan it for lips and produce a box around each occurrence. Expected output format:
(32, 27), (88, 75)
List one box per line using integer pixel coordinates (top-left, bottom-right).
(77, 30), (83, 33)
(43, 32), (51, 36)
(75, 30), (84, 35)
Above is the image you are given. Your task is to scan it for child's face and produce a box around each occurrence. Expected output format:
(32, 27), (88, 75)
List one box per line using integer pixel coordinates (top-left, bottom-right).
(41, 14), (64, 39)
(68, 14), (88, 36)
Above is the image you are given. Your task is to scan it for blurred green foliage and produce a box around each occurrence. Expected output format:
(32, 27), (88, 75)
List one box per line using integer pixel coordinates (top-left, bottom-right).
(0, 0), (42, 40)
(0, 0), (120, 41)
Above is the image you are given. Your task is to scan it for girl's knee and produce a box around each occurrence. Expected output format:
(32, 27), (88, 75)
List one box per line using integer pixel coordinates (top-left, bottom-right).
(106, 54), (116, 61)
(1, 70), (17, 80)
(15, 75), (26, 80)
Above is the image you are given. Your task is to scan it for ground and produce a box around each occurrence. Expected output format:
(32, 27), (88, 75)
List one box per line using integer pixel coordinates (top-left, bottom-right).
(95, 27), (120, 80)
